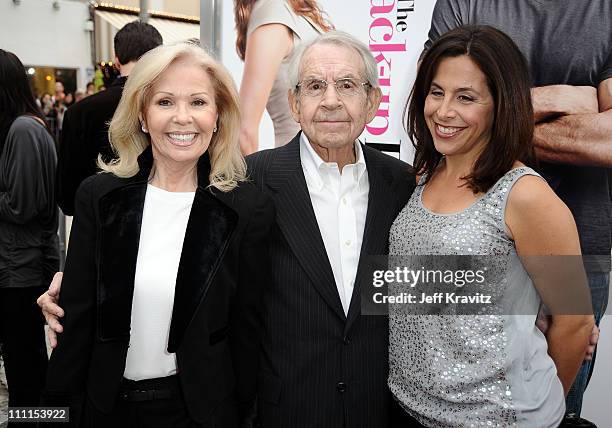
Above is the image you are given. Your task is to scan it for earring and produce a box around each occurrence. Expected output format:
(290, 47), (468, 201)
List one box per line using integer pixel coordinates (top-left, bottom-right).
(141, 124), (148, 133)
(213, 125), (217, 133)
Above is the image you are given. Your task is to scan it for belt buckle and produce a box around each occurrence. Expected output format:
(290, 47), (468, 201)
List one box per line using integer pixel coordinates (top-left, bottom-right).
(120, 388), (171, 402)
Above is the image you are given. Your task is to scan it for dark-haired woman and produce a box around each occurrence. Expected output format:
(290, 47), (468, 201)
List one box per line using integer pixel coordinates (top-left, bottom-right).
(234, 0), (333, 154)
(0, 49), (58, 419)
(388, 26), (594, 427)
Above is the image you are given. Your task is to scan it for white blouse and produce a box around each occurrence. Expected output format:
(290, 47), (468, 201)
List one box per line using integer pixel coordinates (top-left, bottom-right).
(123, 184), (195, 381)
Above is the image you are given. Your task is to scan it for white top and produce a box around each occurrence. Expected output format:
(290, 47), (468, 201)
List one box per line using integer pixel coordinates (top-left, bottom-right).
(123, 184), (195, 381)
(300, 133), (369, 314)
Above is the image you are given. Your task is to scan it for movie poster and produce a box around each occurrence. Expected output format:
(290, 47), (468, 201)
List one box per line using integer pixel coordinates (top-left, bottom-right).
(219, 0), (436, 162)
(317, 0), (435, 161)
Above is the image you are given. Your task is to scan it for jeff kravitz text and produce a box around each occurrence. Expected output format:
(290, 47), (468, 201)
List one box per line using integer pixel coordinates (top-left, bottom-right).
(371, 267), (493, 305)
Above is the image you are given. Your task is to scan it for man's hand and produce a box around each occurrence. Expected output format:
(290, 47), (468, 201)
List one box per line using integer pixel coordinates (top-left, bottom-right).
(532, 78), (612, 167)
(585, 323), (600, 361)
(37, 271), (65, 348)
(536, 313), (599, 361)
(532, 85), (598, 123)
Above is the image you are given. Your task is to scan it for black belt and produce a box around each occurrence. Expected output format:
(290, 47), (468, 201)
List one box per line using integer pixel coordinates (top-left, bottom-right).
(119, 375), (177, 402)
(119, 388), (172, 402)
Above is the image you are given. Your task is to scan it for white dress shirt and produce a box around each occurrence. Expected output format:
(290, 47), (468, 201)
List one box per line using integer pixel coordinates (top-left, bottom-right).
(123, 184), (195, 381)
(300, 133), (369, 315)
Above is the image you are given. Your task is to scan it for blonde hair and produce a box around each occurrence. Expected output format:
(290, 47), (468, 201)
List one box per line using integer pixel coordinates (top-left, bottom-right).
(99, 43), (246, 192)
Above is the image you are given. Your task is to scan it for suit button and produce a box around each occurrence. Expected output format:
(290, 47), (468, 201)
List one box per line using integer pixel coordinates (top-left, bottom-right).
(343, 336), (350, 345)
(337, 382), (346, 393)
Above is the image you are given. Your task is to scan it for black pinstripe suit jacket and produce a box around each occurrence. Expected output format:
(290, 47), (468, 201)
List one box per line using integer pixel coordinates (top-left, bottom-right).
(246, 133), (416, 428)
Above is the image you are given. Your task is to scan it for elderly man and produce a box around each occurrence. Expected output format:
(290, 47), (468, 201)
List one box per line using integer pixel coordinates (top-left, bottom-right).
(39, 32), (417, 427)
(246, 31), (416, 427)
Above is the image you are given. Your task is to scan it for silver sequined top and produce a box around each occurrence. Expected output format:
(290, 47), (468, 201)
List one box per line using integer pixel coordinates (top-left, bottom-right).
(388, 167), (565, 427)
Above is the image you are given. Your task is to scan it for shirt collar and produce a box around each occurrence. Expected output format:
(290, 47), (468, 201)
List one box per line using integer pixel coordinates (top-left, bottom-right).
(300, 132), (367, 186)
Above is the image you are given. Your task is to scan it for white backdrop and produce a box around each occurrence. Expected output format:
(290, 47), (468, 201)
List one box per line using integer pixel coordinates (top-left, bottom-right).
(583, 314), (611, 425)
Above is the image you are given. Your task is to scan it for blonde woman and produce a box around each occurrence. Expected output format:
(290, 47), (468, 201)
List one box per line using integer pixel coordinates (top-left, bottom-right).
(234, 0), (333, 154)
(43, 43), (274, 427)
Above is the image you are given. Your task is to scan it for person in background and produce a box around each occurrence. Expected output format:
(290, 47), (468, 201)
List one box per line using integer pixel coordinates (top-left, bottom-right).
(63, 92), (74, 108)
(40, 93), (58, 138)
(422, 2), (611, 424)
(74, 91), (84, 103)
(0, 49), (59, 427)
(56, 21), (162, 216)
(85, 81), (95, 97)
(52, 81), (65, 105)
(53, 100), (67, 137)
(43, 43), (273, 427)
(389, 25), (594, 427)
(39, 93), (53, 114)
(234, 0), (333, 154)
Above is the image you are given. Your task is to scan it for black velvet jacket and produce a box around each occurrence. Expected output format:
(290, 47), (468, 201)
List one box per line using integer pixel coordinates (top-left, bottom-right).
(44, 147), (274, 426)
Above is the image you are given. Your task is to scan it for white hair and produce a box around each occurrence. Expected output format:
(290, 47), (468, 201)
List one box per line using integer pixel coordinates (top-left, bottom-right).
(287, 30), (379, 93)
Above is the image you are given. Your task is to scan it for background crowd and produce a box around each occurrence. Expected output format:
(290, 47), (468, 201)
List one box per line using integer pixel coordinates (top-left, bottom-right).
(34, 81), (96, 141)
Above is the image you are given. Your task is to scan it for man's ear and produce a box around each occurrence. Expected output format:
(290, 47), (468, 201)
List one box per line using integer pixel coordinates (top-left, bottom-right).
(113, 56), (122, 73)
(365, 87), (382, 124)
(288, 89), (301, 124)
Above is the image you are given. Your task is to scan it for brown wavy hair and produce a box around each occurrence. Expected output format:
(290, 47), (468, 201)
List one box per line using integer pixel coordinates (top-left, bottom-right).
(406, 25), (536, 194)
(234, 0), (334, 60)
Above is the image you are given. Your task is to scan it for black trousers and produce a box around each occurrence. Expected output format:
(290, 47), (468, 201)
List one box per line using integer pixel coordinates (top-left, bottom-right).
(74, 376), (205, 428)
(116, 376), (202, 428)
(0, 286), (48, 427)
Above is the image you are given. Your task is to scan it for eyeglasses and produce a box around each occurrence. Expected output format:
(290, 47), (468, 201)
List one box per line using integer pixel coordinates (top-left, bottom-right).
(296, 78), (371, 98)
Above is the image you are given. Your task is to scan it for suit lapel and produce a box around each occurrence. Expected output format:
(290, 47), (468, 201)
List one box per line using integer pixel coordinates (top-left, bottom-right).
(167, 186), (237, 352)
(345, 146), (400, 331)
(98, 181), (147, 341)
(269, 135), (346, 321)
